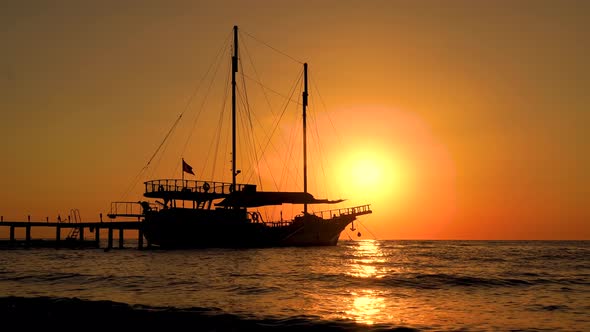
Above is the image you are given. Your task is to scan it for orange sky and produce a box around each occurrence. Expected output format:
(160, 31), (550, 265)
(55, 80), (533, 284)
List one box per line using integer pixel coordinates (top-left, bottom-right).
(1, 0), (588, 240)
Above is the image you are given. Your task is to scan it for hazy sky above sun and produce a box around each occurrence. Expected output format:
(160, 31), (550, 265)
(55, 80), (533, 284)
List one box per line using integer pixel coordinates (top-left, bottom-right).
(1, 0), (588, 240)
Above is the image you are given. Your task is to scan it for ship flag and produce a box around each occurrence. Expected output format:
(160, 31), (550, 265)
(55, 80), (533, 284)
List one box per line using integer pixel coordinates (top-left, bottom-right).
(182, 159), (195, 175)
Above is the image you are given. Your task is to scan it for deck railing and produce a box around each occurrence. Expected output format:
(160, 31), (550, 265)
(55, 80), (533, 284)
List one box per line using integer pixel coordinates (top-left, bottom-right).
(266, 221), (293, 228)
(312, 204), (372, 219)
(263, 204), (372, 226)
(144, 179), (251, 195)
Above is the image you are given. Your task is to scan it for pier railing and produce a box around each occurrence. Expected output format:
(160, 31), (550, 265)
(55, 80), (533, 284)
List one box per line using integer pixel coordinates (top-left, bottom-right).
(144, 179), (251, 195)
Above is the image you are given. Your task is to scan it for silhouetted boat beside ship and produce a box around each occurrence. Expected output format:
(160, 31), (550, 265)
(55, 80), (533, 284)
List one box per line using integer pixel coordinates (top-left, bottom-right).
(108, 26), (372, 249)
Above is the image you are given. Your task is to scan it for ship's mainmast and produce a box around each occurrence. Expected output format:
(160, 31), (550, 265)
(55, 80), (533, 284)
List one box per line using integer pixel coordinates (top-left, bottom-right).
(232, 25), (238, 191)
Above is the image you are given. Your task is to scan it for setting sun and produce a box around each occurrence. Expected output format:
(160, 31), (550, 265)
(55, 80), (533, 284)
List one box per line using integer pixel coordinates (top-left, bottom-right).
(350, 158), (382, 189)
(336, 147), (405, 204)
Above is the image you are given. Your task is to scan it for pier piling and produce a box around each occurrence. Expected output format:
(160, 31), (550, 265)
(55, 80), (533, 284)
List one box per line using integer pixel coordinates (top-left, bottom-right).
(1, 220), (143, 250)
(25, 224), (31, 245)
(107, 227), (113, 250)
(55, 225), (61, 247)
(138, 229), (144, 249)
(119, 228), (124, 248)
(95, 227), (100, 246)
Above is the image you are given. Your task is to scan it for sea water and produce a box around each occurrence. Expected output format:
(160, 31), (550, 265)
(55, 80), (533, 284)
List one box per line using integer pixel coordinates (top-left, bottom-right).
(0, 240), (588, 331)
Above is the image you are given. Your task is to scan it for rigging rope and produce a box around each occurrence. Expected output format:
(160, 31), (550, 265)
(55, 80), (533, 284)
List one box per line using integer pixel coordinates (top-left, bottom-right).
(203, 63), (231, 180)
(308, 98), (332, 198)
(116, 30), (232, 203)
(242, 74), (302, 106)
(311, 76), (345, 198)
(241, 38), (277, 117)
(358, 220), (378, 240)
(182, 33), (233, 160)
(239, 34), (306, 191)
(312, 77), (342, 143)
(245, 71), (303, 187)
(239, 37), (275, 190)
(242, 30), (304, 65)
(238, 61), (265, 189)
(279, 87), (303, 192)
(118, 113), (183, 202)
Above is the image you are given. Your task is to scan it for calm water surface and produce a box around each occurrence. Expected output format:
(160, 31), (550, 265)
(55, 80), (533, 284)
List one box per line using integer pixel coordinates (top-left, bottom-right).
(1, 240), (588, 331)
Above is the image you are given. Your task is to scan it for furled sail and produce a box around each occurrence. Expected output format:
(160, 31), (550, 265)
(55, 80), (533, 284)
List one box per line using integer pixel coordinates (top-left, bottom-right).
(217, 191), (344, 207)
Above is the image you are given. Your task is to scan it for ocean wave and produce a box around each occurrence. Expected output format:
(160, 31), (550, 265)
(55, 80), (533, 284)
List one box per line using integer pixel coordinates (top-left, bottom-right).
(529, 304), (571, 312)
(0, 272), (86, 283)
(298, 270), (582, 290)
(225, 285), (283, 295)
(348, 272), (577, 290)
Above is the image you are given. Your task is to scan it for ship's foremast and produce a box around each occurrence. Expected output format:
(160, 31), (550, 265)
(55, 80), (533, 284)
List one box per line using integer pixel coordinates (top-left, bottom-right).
(303, 62), (308, 214)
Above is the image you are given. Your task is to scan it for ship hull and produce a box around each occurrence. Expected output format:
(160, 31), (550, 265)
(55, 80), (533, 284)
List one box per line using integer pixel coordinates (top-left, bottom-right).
(141, 208), (355, 249)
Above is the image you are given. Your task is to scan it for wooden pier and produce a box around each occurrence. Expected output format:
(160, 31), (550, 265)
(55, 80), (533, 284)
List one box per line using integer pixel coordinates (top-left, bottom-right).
(0, 217), (149, 250)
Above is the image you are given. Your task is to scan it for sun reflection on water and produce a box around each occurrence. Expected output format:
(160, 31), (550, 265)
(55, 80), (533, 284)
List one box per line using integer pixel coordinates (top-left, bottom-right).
(345, 289), (388, 325)
(342, 240), (392, 324)
(346, 239), (385, 279)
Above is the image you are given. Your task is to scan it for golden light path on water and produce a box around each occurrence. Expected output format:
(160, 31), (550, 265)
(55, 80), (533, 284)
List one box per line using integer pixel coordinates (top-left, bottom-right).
(320, 240), (570, 330)
(341, 239), (390, 325)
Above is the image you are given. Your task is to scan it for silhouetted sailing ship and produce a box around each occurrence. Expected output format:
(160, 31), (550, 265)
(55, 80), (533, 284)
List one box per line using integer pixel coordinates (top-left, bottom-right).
(109, 26), (372, 248)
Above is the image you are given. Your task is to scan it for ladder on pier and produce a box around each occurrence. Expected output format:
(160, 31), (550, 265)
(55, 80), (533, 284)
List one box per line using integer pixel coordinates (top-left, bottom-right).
(66, 209), (82, 240)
